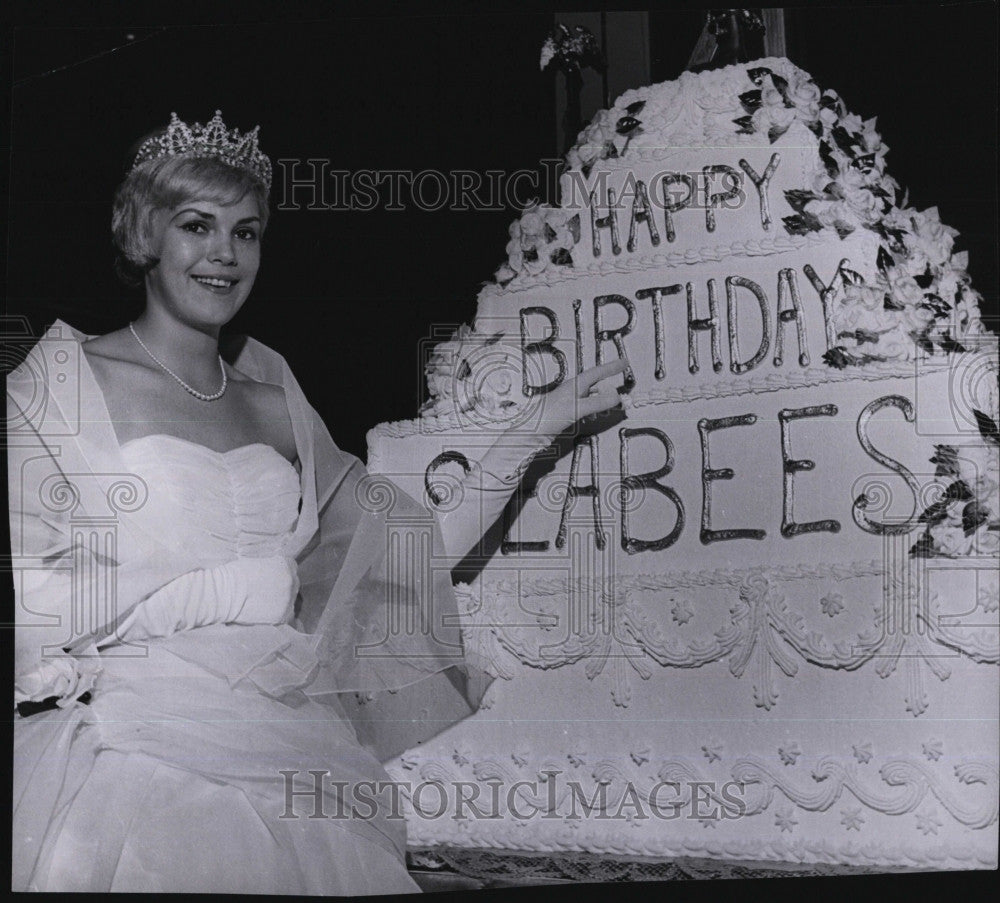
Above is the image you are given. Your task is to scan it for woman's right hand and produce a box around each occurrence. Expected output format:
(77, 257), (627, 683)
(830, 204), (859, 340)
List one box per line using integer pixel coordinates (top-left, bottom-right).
(532, 357), (628, 440)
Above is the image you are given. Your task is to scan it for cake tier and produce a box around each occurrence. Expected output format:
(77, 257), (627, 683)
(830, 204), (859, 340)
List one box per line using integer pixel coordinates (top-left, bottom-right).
(367, 57), (998, 870)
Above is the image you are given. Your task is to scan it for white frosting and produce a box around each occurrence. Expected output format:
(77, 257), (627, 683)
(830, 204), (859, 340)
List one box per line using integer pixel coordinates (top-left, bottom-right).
(368, 58), (999, 869)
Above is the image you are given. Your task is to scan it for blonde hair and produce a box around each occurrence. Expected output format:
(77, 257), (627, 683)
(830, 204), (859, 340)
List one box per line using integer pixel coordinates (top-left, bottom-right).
(111, 154), (270, 287)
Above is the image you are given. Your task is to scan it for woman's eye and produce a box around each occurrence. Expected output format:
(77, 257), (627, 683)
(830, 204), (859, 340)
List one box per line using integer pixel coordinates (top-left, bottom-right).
(235, 228), (258, 242)
(181, 221), (208, 234)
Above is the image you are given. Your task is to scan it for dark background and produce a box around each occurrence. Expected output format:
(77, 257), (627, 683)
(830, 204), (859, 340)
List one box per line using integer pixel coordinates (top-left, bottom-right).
(4, 3), (998, 459)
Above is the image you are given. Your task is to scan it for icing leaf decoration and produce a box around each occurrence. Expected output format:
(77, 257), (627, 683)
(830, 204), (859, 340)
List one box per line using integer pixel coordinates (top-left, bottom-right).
(833, 220), (855, 239)
(823, 347), (852, 369)
(922, 295), (952, 319)
(885, 226), (907, 251)
(603, 140), (619, 159)
(567, 213), (581, 243)
(822, 347), (886, 368)
(910, 328), (936, 355)
(806, 120), (823, 139)
(883, 293), (904, 311)
(914, 268), (935, 289)
(733, 114), (755, 135)
(770, 73), (790, 95)
(944, 479), (974, 502)
(625, 100), (646, 115)
(930, 444), (960, 478)
(962, 501), (989, 537)
(550, 247), (573, 266)
(615, 116), (642, 136)
(523, 246), (539, 262)
(819, 140), (839, 178)
(909, 532), (936, 558)
(782, 212), (823, 236)
(784, 189), (820, 213)
(768, 123), (790, 144)
(543, 222), (558, 243)
(836, 328), (880, 346)
(937, 331), (966, 353)
(972, 409), (1000, 446)
(747, 67), (773, 86)
(739, 89), (763, 113)
(456, 358), (472, 380)
(873, 221), (907, 252)
(830, 125), (858, 155)
(819, 92), (839, 111)
(877, 246), (894, 272)
(851, 153), (877, 172)
(839, 266), (864, 285)
(918, 499), (949, 526)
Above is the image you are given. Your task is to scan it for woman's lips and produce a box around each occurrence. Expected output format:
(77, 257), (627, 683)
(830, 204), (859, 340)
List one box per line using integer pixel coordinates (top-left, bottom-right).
(192, 275), (239, 295)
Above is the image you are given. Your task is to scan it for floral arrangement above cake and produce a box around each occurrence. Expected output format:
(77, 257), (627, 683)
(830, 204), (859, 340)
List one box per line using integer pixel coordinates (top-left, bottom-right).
(490, 62), (987, 370)
(913, 368), (1000, 560)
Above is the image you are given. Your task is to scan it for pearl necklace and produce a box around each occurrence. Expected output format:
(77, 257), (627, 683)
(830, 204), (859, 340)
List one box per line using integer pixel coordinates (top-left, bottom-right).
(129, 322), (228, 401)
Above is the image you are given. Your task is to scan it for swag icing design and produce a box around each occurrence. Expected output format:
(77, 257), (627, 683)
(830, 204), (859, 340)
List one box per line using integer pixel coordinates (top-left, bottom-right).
(455, 561), (998, 717)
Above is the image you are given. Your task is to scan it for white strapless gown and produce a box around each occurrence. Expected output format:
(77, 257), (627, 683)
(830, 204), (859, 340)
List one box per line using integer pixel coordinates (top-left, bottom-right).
(13, 435), (419, 895)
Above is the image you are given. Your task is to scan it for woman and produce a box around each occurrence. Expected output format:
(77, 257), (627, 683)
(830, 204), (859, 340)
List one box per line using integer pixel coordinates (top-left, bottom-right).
(9, 111), (625, 893)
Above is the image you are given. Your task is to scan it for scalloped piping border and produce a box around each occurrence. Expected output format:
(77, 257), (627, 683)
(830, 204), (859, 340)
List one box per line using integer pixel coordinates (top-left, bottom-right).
(403, 829), (996, 871)
(481, 230), (835, 299)
(367, 359), (944, 445)
(460, 558), (884, 599)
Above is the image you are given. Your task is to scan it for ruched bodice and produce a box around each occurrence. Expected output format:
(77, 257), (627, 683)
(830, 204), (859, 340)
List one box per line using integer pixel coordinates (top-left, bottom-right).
(15, 431), (417, 893)
(114, 435), (304, 642)
(120, 433), (301, 559)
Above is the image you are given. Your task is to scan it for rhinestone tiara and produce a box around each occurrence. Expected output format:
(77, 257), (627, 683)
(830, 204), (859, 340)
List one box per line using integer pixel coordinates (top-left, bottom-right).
(131, 110), (272, 190)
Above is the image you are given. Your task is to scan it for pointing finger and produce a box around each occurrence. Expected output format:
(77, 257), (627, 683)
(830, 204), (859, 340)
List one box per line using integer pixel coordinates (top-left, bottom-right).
(576, 358), (629, 392)
(579, 389), (623, 419)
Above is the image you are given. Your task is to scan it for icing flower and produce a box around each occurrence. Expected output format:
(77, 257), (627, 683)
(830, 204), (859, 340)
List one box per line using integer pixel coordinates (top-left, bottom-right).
(905, 207), (958, 267)
(819, 105), (840, 129)
(15, 653), (100, 710)
(752, 101), (795, 135)
(495, 202), (580, 283)
(842, 185), (882, 223)
(953, 441), (1000, 502)
(889, 274), (924, 307)
(840, 111), (864, 136)
(860, 117), (881, 153)
(761, 82), (785, 109)
(804, 198), (856, 231)
(787, 78), (821, 119)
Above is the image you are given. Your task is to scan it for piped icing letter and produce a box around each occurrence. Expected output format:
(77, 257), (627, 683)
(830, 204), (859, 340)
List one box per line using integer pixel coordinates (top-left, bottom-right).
(726, 276), (771, 375)
(778, 405), (841, 538)
(686, 280), (723, 375)
(590, 186), (621, 257)
(698, 414), (766, 544)
(853, 395), (920, 535)
(593, 295), (636, 391)
(738, 153), (780, 231)
(520, 307), (567, 396)
(774, 268), (810, 367)
(556, 435), (605, 551)
(619, 427), (685, 554)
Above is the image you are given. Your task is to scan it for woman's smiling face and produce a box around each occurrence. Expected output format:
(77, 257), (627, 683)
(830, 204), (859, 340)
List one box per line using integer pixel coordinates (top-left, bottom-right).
(144, 194), (262, 328)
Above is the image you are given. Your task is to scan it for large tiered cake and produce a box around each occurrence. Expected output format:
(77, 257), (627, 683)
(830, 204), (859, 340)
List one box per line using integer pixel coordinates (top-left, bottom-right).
(367, 58), (998, 873)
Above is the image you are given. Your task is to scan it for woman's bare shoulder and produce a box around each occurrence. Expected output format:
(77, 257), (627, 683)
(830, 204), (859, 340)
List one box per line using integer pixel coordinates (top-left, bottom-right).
(81, 328), (149, 370)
